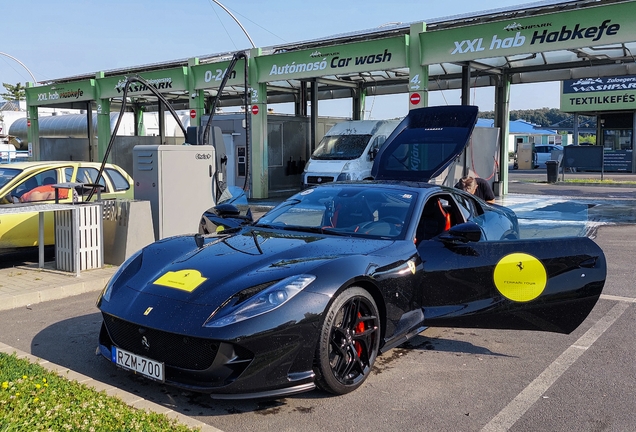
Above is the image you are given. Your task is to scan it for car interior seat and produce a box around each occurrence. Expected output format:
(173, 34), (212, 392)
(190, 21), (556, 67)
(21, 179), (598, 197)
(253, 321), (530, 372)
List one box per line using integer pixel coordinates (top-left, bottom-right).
(416, 197), (452, 242)
(332, 195), (374, 229)
(16, 177), (39, 198)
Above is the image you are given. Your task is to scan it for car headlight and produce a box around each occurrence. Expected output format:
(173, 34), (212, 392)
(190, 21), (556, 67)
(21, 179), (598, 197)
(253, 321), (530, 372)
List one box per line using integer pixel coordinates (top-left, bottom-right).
(204, 274), (316, 327)
(97, 248), (143, 304)
(336, 172), (353, 181)
(303, 160), (311, 172)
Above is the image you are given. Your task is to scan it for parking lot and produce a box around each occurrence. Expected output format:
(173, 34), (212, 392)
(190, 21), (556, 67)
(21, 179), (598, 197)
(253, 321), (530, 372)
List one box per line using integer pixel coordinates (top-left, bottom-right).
(1, 172), (635, 431)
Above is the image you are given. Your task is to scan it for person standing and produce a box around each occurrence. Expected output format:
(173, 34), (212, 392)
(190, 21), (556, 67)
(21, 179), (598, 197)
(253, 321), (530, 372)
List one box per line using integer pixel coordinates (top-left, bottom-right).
(456, 176), (496, 204)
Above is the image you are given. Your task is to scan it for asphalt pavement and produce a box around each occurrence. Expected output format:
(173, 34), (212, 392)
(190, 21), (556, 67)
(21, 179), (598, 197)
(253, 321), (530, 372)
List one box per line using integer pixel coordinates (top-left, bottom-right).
(1, 168), (635, 431)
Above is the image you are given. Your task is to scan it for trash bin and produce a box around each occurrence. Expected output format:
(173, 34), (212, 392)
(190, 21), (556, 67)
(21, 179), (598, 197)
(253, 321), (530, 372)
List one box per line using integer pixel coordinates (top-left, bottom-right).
(546, 160), (559, 183)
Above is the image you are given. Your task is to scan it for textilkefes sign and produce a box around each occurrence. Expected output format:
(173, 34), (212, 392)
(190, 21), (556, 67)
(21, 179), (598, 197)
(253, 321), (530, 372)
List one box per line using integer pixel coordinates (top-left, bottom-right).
(560, 75), (636, 112)
(419, 2), (636, 65)
(254, 36), (407, 83)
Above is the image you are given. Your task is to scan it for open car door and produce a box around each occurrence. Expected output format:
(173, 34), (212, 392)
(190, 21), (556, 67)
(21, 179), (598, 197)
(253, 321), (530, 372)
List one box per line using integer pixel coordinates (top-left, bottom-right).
(416, 226), (606, 334)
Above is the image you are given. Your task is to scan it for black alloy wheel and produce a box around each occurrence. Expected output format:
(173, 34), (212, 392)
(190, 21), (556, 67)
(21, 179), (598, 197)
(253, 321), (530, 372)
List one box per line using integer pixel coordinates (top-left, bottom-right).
(315, 287), (380, 395)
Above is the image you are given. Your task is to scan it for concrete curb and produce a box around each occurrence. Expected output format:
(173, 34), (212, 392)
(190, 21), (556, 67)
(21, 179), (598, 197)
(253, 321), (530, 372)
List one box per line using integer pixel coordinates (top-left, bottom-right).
(0, 266), (115, 312)
(0, 342), (223, 432)
(0, 276), (110, 312)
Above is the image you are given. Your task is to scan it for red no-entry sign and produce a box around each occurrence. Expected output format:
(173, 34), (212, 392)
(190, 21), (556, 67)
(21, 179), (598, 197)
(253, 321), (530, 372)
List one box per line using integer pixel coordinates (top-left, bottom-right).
(190, 109), (196, 119)
(410, 93), (421, 105)
(251, 105), (259, 115)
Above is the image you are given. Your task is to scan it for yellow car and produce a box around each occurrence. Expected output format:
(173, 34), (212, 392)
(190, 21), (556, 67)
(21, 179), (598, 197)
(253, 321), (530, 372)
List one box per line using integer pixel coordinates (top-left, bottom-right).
(0, 161), (133, 252)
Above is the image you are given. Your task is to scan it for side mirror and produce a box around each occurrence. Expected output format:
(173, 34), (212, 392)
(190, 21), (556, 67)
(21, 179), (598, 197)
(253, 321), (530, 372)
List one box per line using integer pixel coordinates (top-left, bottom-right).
(439, 221), (482, 243)
(214, 203), (241, 217)
(368, 147), (376, 161)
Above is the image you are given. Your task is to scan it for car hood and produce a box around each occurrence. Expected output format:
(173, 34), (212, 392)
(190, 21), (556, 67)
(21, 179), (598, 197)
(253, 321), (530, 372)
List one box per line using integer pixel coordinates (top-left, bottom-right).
(371, 105), (478, 182)
(117, 227), (390, 307)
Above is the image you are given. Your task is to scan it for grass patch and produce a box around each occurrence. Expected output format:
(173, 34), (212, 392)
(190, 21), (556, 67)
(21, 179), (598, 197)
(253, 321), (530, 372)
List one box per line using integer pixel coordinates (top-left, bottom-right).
(518, 178), (636, 185)
(560, 178), (636, 185)
(0, 352), (199, 432)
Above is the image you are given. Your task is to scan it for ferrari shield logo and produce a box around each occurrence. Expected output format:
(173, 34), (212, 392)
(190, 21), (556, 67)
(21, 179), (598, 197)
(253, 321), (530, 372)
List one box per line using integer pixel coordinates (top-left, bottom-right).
(407, 260), (416, 274)
(493, 253), (547, 302)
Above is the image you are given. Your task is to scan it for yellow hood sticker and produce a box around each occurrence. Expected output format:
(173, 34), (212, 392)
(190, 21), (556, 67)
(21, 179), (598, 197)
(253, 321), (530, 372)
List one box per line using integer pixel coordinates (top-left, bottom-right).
(153, 269), (207, 292)
(493, 253), (547, 302)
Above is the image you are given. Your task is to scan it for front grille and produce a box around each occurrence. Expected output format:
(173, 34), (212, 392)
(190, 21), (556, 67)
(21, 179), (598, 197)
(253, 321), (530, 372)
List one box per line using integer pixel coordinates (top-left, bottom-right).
(103, 314), (219, 370)
(306, 175), (334, 184)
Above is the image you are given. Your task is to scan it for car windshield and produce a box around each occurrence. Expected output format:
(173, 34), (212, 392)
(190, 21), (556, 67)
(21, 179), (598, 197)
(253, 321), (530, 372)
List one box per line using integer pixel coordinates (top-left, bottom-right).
(311, 134), (372, 160)
(0, 168), (22, 190)
(256, 185), (417, 239)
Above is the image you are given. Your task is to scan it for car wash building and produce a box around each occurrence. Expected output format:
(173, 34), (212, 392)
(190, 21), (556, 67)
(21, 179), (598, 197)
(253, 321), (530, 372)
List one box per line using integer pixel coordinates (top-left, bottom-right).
(17, 0), (636, 198)
(561, 75), (636, 172)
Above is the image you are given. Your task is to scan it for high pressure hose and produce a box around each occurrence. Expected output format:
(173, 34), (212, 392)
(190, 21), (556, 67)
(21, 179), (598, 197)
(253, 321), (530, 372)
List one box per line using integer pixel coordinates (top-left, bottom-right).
(88, 52), (251, 203)
(86, 75), (187, 201)
(202, 51), (250, 198)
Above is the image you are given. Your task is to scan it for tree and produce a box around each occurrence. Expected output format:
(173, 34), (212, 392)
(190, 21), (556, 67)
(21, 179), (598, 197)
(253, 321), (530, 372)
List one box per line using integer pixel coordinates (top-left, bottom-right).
(1, 82), (26, 102)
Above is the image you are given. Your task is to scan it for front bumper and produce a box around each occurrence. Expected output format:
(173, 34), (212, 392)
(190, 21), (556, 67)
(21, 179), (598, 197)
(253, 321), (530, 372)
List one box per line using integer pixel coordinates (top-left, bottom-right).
(98, 312), (319, 397)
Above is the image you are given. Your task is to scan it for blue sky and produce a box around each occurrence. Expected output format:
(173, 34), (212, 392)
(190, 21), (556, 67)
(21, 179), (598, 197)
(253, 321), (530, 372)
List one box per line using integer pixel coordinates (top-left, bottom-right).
(1, 0), (561, 118)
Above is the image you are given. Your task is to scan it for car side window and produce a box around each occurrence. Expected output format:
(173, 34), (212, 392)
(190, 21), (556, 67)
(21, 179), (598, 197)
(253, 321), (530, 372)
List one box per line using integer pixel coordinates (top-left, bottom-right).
(64, 167), (74, 182)
(415, 194), (462, 243)
(104, 168), (130, 192)
(452, 192), (483, 220)
(77, 167), (109, 192)
(14, 169), (60, 203)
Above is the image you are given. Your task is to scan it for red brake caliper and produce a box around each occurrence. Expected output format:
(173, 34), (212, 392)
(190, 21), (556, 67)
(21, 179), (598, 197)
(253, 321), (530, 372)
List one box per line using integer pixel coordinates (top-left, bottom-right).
(354, 312), (364, 358)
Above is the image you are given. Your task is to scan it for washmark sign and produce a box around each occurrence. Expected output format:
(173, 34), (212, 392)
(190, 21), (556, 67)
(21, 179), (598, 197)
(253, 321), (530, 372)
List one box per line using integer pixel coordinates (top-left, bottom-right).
(420, 2), (635, 65)
(410, 93), (421, 105)
(190, 109), (197, 119)
(251, 105), (259, 115)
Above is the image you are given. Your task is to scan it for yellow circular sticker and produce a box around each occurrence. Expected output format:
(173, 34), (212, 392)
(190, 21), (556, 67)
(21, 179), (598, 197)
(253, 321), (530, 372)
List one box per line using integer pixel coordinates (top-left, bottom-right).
(493, 253), (547, 302)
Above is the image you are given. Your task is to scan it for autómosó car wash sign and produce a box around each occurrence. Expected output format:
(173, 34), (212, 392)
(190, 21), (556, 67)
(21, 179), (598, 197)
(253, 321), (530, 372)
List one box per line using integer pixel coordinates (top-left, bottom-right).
(419, 2), (636, 65)
(97, 68), (187, 99)
(28, 80), (95, 106)
(191, 59), (246, 90)
(560, 75), (636, 112)
(254, 36), (407, 83)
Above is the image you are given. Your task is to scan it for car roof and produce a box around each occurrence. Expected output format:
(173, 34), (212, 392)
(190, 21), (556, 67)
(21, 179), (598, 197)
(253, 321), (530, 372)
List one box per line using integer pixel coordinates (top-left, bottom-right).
(314, 179), (446, 194)
(0, 161), (123, 171)
(371, 105), (478, 183)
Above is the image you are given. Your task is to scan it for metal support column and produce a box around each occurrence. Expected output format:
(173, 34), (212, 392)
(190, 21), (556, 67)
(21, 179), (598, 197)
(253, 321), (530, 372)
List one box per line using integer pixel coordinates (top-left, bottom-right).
(158, 102), (165, 144)
(310, 79), (318, 152)
(573, 113), (579, 146)
(296, 81), (308, 117)
(461, 65), (471, 106)
(352, 84), (366, 120)
(633, 112), (636, 173)
(494, 73), (511, 196)
(86, 102), (94, 161)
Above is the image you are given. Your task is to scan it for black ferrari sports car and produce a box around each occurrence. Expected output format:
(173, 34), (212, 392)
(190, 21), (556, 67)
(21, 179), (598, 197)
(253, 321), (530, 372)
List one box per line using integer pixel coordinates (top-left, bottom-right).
(97, 106), (606, 399)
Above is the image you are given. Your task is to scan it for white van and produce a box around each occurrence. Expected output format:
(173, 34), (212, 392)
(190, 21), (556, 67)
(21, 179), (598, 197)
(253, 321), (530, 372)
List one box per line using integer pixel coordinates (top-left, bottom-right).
(0, 143), (28, 163)
(302, 119), (400, 188)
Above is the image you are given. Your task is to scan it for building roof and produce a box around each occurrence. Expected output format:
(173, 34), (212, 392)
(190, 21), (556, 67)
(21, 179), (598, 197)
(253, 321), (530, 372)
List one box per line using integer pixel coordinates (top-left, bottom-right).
(477, 118), (557, 134)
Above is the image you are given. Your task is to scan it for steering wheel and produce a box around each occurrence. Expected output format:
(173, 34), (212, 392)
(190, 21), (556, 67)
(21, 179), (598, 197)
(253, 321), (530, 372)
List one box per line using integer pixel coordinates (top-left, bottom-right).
(358, 220), (394, 236)
(381, 216), (403, 225)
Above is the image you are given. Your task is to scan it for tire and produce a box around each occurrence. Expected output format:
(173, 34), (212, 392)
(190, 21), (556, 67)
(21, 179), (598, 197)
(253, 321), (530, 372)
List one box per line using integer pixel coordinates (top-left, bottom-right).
(314, 287), (380, 395)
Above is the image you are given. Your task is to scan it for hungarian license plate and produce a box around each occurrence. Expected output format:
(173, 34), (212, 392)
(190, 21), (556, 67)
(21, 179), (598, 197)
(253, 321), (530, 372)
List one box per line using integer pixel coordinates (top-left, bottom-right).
(112, 347), (165, 382)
